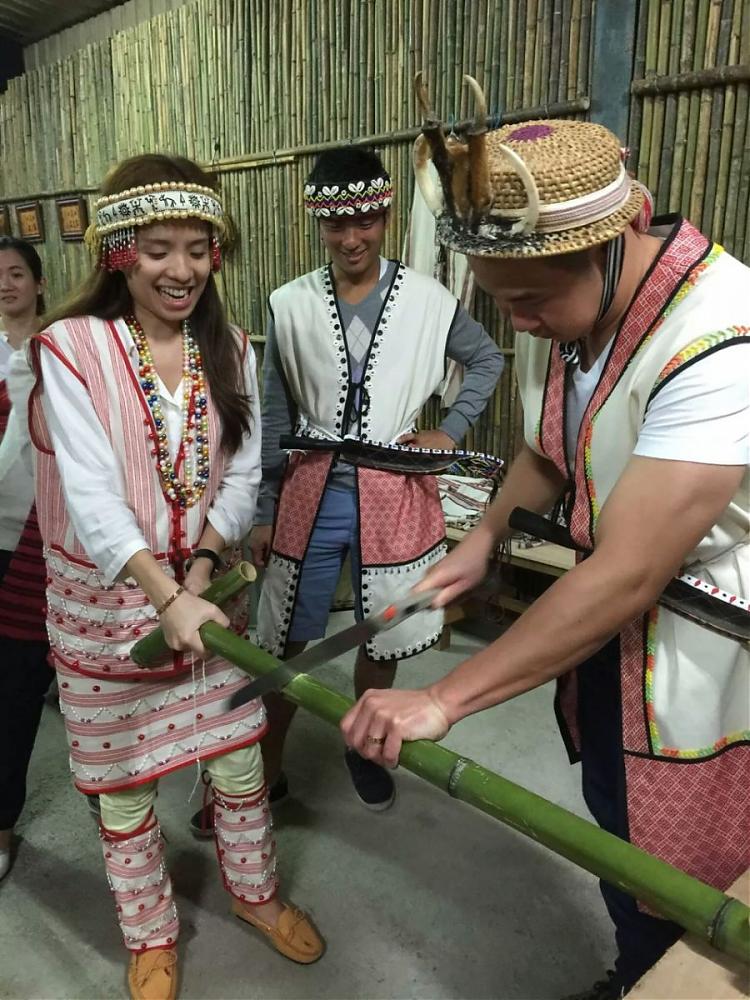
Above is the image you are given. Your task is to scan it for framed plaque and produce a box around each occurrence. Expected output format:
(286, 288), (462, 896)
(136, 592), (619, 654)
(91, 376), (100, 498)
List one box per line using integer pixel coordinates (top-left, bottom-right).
(57, 196), (89, 241)
(15, 201), (44, 243)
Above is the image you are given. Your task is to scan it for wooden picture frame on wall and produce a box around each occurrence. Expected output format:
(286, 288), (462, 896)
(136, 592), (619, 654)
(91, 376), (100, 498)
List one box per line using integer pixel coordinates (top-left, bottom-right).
(0, 205), (10, 237)
(15, 201), (45, 243)
(56, 196), (89, 242)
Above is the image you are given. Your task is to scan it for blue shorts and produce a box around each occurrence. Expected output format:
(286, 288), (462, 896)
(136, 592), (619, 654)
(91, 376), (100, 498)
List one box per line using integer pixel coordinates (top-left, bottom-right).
(288, 485), (363, 642)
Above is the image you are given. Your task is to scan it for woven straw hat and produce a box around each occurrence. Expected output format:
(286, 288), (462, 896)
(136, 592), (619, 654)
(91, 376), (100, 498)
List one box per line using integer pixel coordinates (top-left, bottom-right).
(413, 79), (644, 258)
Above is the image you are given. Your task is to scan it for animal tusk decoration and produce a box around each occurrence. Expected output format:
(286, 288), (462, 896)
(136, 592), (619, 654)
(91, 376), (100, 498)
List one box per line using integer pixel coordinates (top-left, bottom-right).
(462, 74), (492, 225)
(496, 143), (541, 235)
(412, 71), (541, 240)
(412, 135), (445, 215)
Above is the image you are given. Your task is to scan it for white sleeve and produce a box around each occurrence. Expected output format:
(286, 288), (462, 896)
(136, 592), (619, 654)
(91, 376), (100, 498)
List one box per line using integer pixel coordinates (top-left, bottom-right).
(206, 344), (262, 545)
(39, 344), (149, 583)
(634, 345), (750, 465)
(0, 348), (35, 482)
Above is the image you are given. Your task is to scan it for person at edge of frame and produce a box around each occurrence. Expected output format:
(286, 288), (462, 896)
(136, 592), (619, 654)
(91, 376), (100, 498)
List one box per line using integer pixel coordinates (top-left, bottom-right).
(28, 153), (324, 1000)
(189, 143), (504, 835)
(342, 106), (749, 1000)
(0, 236), (54, 882)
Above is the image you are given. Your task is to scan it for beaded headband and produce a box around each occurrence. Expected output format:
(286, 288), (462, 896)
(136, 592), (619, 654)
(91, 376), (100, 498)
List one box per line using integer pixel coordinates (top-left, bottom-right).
(303, 176), (393, 217)
(413, 73), (646, 258)
(86, 181), (227, 272)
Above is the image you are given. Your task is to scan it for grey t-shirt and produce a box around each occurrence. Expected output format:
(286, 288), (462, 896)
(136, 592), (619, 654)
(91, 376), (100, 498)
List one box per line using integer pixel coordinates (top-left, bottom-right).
(256, 261), (504, 523)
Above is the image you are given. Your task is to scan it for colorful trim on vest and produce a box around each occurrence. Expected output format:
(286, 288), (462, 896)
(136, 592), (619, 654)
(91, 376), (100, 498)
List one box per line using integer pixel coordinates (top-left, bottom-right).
(581, 240), (723, 532)
(651, 324), (750, 393)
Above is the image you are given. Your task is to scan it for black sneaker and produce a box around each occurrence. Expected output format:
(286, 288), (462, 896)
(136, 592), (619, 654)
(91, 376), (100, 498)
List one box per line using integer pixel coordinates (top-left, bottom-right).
(344, 749), (396, 811)
(562, 971), (623, 1000)
(188, 772), (289, 838)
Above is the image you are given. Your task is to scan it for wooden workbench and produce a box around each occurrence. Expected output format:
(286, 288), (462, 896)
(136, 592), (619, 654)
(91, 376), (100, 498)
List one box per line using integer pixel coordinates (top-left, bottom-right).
(446, 524), (575, 575)
(445, 524), (575, 619)
(628, 870), (750, 999)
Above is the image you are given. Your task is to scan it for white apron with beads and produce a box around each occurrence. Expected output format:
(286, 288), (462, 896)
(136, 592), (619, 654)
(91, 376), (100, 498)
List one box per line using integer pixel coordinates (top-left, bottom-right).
(258, 262), (456, 660)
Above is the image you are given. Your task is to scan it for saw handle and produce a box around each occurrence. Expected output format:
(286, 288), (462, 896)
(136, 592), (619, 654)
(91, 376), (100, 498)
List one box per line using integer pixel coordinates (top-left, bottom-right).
(376, 589), (442, 630)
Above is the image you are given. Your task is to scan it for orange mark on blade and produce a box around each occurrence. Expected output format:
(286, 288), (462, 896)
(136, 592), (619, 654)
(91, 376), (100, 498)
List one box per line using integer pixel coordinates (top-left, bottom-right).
(382, 605), (397, 622)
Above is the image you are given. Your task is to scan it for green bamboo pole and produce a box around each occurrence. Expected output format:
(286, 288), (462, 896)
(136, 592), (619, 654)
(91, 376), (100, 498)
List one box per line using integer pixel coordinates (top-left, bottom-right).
(132, 618), (750, 965)
(130, 562), (257, 666)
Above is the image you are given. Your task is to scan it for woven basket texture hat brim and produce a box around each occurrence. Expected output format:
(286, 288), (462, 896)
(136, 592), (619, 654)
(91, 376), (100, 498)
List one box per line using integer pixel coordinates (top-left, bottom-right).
(430, 118), (645, 258)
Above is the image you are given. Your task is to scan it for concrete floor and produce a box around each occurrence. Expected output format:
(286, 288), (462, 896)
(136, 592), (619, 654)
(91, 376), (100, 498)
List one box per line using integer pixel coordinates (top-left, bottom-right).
(0, 613), (614, 1000)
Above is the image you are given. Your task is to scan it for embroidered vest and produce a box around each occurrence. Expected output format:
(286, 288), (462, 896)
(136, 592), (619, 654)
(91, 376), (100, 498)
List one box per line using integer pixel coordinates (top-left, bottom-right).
(269, 261), (458, 443)
(30, 316), (226, 681)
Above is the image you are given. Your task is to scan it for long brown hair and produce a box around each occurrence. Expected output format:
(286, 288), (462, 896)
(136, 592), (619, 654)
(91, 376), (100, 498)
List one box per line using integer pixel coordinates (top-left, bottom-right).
(44, 153), (251, 454)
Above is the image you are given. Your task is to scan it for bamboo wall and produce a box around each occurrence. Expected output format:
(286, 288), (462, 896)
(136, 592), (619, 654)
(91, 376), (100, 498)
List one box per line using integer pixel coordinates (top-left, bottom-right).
(629, 0), (750, 262)
(1, 0), (748, 461)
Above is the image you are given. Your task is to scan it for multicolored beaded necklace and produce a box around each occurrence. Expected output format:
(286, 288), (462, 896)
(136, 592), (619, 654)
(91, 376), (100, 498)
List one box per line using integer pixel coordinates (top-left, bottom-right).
(126, 313), (210, 508)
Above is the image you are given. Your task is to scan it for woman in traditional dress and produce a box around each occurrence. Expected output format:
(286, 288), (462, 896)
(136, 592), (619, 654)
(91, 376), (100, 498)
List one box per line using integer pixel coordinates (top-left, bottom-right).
(0, 237), (53, 881)
(30, 154), (324, 1000)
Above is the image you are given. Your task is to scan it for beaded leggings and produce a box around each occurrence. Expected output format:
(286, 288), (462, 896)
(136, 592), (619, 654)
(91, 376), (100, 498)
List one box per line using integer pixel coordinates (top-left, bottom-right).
(99, 743), (276, 951)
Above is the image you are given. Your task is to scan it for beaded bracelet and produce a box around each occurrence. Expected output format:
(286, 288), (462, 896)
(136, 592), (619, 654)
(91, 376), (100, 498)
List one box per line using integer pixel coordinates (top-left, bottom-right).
(156, 586), (185, 617)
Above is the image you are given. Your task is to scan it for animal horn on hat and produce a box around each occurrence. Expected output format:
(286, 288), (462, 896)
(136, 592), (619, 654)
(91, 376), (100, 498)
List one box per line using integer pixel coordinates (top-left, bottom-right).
(413, 71), (454, 217)
(462, 75), (493, 226)
(497, 142), (541, 235)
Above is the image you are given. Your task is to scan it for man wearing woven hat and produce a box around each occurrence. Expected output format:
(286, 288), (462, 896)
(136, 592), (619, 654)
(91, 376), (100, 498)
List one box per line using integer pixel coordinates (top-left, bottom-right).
(249, 145), (503, 813)
(342, 85), (749, 1000)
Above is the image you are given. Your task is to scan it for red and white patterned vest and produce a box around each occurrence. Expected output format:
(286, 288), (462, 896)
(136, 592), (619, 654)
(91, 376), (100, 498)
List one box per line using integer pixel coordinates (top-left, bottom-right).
(30, 316), (227, 681)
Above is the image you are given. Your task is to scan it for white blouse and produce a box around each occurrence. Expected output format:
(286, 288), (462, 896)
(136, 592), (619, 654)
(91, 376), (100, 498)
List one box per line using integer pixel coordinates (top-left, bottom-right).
(0, 344), (35, 552)
(39, 324), (262, 583)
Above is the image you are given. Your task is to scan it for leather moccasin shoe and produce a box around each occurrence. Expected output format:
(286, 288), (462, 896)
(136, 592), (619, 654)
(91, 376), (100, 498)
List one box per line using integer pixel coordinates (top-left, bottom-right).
(232, 899), (325, 964)
(127, 946), (178, 1000)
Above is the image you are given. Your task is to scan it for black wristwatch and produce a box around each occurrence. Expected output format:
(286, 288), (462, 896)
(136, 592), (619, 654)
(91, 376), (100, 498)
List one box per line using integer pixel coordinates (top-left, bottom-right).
(189, 548), (225, 576)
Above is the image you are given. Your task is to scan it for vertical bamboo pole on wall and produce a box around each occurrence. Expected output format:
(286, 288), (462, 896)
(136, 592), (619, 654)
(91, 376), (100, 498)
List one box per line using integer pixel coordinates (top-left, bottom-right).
(487, 0), (501, 114)
(514, 0), (527, 110)
(505, 1), (516, 109)
(557, 0), (572, 104)
(566, 0), (581, 100)
(539, 0), (553, 110)
(637, 0), (659, 187)
(628, 0), (648, 170)
(466, 0), (480, 87)
(682, 0), (710, 216)
(689, 0), (722, 224)
(531, 0), (545, 105)
(701, 0), (733, 238)
(548, 0), (562, 109)
(656, 0), (683, 212)
(647, 0), (672, 196)
(576, 0), (591, 103)
(524, 0), (538, 107)
(667, 0), (697, 210)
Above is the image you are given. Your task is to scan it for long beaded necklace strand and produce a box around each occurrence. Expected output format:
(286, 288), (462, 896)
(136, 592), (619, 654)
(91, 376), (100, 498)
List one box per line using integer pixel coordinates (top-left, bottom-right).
(126, 313), (210, 508)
